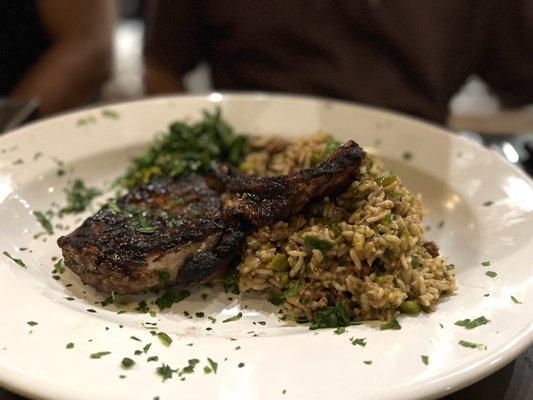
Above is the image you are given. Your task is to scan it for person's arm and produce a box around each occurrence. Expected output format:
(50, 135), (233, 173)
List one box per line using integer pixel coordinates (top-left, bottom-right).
(144, 0), (204, 94)
(9, 0), (116, 116)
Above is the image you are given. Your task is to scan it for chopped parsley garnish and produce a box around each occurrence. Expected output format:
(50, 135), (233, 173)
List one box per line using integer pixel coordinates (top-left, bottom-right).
(483, 200), (494, 207)
(77, 116), (97, 126)
(157, 332), (172, 346)
(330, 220), (342, 236)
(143, 343), (152, 353)
(363, 360), (372, 365)
(3, 251), (26, 268)
(268, 295), (284, 306)
(223, 312), (243, 323)
(119, 108), (248, 188)
(52, 259), (65, 274)
(310, 301), (350, 330)
(156, 363), (176, 381)
(455, 316), (490, 330)
(421, 355), (429, 365)
(53, 157), (66, 176)
(238, 362), (245, 368)
(511, 296), (522, 304)
(201, 293), (208, 301)
(33, 151), (43, 160)
(207, 357), (218, 374)
(485, 271), (497, 278)
(204, 366), (212, 374)
(147, 356), (159, 362)
(27, 321), (38, 326)
(379, 318), (401, 331)
(102, 109), (120, 119)
(130, 336), (141, 342)
(481, 261), (491, 266)
(100, 291), (116, 307)
(222, 269), (240, 295)
(402, 151), (413, 161)
(208, 316), (217, 324)
(86, 309), (97, 313)
(304, 235), (334, 253)
(458, 340), (486, 350)
(257, 321), (266, 326)
(180, 359), (200, 375)
(121, 357), (135, 368)
(156, 270), (171, 282)
(108, 199), (121, 214)
(135, 300), (150, 313)
(350, 338), (366, 347)
(195, 312), (205, 318)
(12, 158), (24, 165)
(155, 288), (190, 310)
(59, 179), (101, 216)
(33, 211), (54, 235)
(334, 327), (346, 334)
(284, 279), (303, 298)
(437, 220), (445, 229)
(90, 351), (111, 359)
(66, 343), (74, 349)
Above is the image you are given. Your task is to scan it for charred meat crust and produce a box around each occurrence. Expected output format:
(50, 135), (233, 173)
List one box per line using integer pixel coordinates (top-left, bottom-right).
(58, 176), (224, 271)
(219, 141), (365, 226)
(57, 175), (240, 294)
(177, 229), (245, 285)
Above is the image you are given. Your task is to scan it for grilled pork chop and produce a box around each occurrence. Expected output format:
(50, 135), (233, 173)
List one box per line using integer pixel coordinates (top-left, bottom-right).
(58, 140), (365, 295)
(219, 141), (365, 226)
(58, 175), (244, 294)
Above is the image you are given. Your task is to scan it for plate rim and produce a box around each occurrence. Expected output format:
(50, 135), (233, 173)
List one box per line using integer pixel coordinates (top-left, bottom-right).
(0, 92), (532, 400)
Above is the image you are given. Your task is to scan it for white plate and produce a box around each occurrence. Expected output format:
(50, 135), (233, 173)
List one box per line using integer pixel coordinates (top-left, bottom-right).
(0, 94), (532, 400)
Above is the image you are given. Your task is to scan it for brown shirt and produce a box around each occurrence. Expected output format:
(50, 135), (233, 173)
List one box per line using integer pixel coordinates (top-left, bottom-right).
(144, 0), (533, 124)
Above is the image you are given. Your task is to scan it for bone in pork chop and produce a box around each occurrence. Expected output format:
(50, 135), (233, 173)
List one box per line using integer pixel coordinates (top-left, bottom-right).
(219, 141), (365, 226)
(58, 175), (244, 294)
(58, 140), (365, 295)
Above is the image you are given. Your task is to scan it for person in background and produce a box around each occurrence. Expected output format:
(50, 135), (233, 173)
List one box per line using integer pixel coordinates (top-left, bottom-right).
(144, 0), (532, 125)
(1, 1), (116, 116)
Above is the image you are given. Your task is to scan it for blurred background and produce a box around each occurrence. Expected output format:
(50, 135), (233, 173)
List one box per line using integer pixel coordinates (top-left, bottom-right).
(1, 0), (532, 174)
(0, 1), (531, 399)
